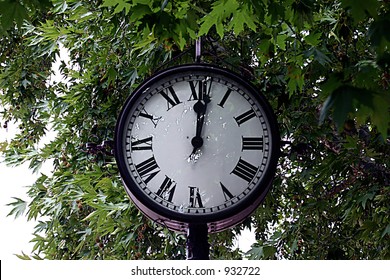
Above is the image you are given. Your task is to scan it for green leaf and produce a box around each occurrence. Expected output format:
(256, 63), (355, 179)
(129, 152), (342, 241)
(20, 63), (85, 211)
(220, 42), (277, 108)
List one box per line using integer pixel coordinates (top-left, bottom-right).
(228, 5), (257, 35)
(291, 0), (315, 28)
(341, 0), (380, 22)
(357, 192), (375, 209)
(354, 60), (380, 89)
(104, 67), (117, 86)
(100, 0), (131, 14)
(177, 31), (186, 50)
(7, 197), (27, 218)
(287, 66), (304, 95)
(382, 224), (390, 238)
(96, 177), (113, 191)
(263, 245), (277, 259)
(0, 141), (7, 152)
(305, 47), (331, 66)
(368, 17), (390, 54)
(15, 251), (32, 260)
(305, 32), (322, 46)
(198, 0), (239, 38)
(267, 1), (285, 24)
(321, 85), (357, 128)
(276, 33), (288, 50)
(186, 27), (197, 39)
(320, 74), (343, 100)
(246, 244), (264, 259)
(133, 0), (153, 5)
(320, 84), (390, 137)
(82, 210), (99, 221)
(367, 92), (390, 138)
(0, 0), (29, 30)
(129, 4), (153, 23)
(246, 244), (276, 259)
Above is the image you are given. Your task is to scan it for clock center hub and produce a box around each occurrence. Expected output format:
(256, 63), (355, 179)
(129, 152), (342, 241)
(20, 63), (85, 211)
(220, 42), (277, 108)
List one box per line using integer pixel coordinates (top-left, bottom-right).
(191, 136), (203, 149)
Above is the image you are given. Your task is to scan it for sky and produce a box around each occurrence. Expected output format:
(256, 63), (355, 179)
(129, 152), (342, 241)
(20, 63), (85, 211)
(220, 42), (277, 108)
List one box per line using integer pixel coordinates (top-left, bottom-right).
(0, 118), (57, 261)
(0, 122), (43, 260)
(0, 48), (66, 261)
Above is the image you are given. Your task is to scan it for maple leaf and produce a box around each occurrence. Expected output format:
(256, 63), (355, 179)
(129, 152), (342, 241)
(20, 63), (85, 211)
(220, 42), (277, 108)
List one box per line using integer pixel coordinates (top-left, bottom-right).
(100, 0), (131, 15)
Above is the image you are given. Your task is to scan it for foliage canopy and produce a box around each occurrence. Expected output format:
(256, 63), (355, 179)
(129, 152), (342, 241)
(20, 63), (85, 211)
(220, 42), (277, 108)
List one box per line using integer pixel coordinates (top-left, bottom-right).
(1, 0), (389, 259)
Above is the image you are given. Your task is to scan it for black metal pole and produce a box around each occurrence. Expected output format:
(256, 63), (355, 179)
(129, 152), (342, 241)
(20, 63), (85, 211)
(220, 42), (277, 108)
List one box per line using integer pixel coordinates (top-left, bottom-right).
(195, 38), (202, 63)
(186, 224), (209, 260)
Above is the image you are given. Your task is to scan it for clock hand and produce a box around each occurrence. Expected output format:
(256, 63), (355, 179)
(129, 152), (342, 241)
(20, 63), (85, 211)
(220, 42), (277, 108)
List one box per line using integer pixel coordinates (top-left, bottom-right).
(191, 102), (206, 151)
(190, 95), (210, 155)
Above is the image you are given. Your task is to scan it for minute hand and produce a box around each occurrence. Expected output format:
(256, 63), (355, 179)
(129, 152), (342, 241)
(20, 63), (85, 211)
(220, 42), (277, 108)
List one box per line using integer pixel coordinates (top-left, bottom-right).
(191, 95), (210, 152)
(195, 101), (206, 136)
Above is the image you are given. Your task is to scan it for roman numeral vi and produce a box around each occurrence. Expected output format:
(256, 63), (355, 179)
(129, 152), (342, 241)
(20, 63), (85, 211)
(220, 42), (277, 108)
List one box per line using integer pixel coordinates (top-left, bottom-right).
(188, 186), (204, 208)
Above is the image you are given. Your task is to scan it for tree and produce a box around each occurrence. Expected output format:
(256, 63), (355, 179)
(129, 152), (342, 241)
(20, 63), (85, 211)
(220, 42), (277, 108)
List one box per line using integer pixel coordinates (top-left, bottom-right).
(1, 0), (389, 260)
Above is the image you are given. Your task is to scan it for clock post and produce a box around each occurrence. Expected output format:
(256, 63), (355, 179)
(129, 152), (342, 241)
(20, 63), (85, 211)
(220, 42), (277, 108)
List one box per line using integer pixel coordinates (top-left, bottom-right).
(186, 224), (210, 260)
(186, 40), (210, 260)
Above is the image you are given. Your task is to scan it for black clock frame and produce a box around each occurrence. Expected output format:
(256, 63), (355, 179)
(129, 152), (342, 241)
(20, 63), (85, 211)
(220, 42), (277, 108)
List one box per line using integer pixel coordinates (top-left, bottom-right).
(114, 64), (280, 232)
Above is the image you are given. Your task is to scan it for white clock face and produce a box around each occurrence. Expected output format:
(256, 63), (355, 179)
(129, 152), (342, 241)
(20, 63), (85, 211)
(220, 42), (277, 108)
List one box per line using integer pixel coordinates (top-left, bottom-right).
(115, 65), (278, 230)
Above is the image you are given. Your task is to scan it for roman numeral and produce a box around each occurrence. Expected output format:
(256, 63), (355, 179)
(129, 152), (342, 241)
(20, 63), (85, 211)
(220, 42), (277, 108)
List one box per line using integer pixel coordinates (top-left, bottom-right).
(220, 182), (234, 201)
(234, 109), (256, 126)
(131, 136), (153, 151)
(160, 86), (181, 110)
(188, 78), (212, 101)
(155, 176), (176, 202)
(139, 109), (161, 127)
(231, 158), (258, 183)
(242, 136), (264, 151)
(188, 80), (203, 101)
(218, 88), (232, 108)
(136, 156), (160, 184)
(188, 186), (203, 208)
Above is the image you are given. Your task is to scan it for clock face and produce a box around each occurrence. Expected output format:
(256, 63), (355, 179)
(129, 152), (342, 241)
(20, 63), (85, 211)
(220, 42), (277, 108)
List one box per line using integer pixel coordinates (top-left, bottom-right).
(115, 64), (279, 232)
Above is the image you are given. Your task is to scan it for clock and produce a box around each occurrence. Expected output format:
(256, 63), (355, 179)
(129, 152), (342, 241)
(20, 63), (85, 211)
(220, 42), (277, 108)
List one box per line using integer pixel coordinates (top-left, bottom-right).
(114, 64), (279, 232)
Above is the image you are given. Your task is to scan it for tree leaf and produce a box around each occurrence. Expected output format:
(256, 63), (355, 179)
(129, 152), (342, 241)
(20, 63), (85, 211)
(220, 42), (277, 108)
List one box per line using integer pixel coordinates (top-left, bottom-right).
(15, 251), (32, 260)
(305, 32), (322, 46)
(101, 0), (131, 15)
(198, 0), (239, 38)
(0, 141), (7, 152)
(267, 1), (284, 24)
(246, 244), (264, 259)
(0, 0), (29, 30)
(6, 197), (27, 218)
(368, 17), (390, 55)
(276, 33), (288, 50)
(357, 192), (375, 209)
(2, 0), (390, 261)
(229, 5), (257, 35)
(382, 224), (390, 238)
(305, 47), (331, 66)
(287, 66), (304, 95)
(341, 0), (380, 22)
